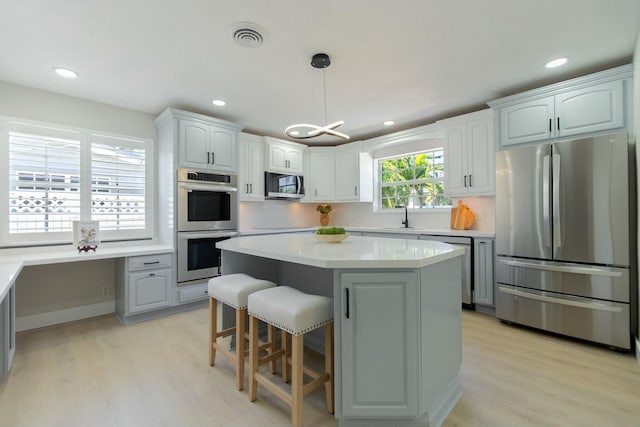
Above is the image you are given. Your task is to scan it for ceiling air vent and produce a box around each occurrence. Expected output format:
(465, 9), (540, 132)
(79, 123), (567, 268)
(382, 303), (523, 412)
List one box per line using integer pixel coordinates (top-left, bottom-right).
(231, 22), (264, 48)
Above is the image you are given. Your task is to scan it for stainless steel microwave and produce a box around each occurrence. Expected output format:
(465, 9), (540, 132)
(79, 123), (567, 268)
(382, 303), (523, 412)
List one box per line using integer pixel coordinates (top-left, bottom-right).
(264, 172), (304, 199)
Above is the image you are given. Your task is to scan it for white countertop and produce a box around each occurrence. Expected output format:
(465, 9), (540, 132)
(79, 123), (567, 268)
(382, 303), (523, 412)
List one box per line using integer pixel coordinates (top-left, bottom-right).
(218, 233), (464, 269)
(0, 243), (174, 303)
(240, 226), (494, 238)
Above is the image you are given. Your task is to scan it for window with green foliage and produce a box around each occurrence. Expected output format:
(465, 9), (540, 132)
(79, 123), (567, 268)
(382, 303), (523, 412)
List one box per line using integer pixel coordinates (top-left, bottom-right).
(379, 149), (451, 209)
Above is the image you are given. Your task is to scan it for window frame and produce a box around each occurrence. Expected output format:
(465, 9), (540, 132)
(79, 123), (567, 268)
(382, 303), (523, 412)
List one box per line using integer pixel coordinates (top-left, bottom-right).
(0, 118), (155, 247)
(371, 138), (452, 214)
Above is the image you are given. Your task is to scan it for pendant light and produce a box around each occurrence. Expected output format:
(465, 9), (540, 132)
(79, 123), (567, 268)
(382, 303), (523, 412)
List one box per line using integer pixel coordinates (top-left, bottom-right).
(285, 53), (350, 140)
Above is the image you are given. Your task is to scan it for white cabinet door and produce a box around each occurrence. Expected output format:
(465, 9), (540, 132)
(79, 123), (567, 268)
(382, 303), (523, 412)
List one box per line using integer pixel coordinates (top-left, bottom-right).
(335, 146), (360, 201)
(442, 110), (495, 197)
(285, 147), (304, 175)
(308, 148), (335, 201)
(209, 128), (236, 172)
(499, 97), (554, 146)
(555, 80), (624, 138)
(179, 120), (210, 169)
(466, 117), (495, 195)
(473, 238), (494, 306)
(443, 125), (467, 196)
(128, 269), (172, 314)
(238, 134), (265, 201)
(340, 271), (418, 417)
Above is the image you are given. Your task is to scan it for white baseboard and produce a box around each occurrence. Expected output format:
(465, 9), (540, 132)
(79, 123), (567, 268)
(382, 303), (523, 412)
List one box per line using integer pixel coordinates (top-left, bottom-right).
(16, 301), (115, 332)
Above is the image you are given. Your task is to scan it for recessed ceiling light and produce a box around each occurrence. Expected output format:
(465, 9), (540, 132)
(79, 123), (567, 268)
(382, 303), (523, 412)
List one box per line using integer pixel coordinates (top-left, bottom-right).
(383, 120), (395, 126)
(212, 99), (226, 106)
(545, 58), (567, 69)
(289, 130), (300, 136)
(54, 67), (78, 78)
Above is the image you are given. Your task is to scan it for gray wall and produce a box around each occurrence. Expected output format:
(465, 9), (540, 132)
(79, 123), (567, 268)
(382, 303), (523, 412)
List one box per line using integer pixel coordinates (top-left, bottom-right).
(634, 28), (640, 350)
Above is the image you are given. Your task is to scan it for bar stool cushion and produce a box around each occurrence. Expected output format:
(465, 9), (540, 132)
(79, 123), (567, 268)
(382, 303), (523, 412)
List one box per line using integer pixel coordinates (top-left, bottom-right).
(208, 273), (276, 310)
(248, 286), (333, 336)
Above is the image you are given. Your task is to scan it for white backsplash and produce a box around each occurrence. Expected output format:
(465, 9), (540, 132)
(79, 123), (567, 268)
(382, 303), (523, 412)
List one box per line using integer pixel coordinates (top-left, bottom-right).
(240, 197), (495, 232)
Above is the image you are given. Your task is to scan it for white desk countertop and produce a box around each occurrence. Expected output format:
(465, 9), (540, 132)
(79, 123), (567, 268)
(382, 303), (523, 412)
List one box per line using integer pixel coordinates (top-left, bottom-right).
(0, 243), (174, 302)
(218, 233), (464, 269)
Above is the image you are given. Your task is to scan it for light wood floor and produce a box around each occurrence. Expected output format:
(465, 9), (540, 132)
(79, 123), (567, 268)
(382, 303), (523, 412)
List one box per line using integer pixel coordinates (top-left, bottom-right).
(1, 308), (639, 427)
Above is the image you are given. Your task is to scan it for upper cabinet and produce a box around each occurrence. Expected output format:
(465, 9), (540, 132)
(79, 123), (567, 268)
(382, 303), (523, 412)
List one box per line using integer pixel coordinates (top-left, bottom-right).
(179, 120), (238, 172)
(264, 137), (305, 174)
(238, 132), (265, 201)
(155, 108), (243, 174)
(306, 147), (336, 201)
(334, 142), (373, 202)
(304, 141), (374, 203)
(439, 109), (495, 197)
(488, 65), (632, 148)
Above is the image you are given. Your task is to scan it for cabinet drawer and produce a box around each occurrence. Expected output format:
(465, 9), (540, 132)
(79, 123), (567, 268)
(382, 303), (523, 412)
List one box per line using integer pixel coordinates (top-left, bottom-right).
(178, 283), (209, 303)
(128, 253), (172, 271)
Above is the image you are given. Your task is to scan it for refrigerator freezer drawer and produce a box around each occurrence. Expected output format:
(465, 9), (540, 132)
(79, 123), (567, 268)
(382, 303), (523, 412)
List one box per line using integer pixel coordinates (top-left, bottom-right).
(496, 285), (630, 349)
(496, 257), (630, 302)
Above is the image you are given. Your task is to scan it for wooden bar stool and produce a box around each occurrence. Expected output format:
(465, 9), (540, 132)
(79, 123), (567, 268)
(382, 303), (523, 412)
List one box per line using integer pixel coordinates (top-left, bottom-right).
(247, 286), (334, 427)
(208, 273), (277, 390)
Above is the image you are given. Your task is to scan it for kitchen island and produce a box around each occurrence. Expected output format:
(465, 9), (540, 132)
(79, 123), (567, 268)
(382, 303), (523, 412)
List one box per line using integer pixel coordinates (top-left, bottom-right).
(218, 233), (464, 427)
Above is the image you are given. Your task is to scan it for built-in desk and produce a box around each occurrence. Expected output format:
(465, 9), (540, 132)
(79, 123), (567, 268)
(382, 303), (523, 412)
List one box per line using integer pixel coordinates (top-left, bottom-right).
(0, 243), (174, 375)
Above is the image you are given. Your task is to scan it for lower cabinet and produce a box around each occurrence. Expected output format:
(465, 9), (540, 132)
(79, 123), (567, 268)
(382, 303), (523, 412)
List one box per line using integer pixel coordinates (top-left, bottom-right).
(1, 282), (16, 375)
(176, 282), (209, 304)
(116, 253), (173, 318)
(128, 270), (172, 314)
(473, 238), (494, 306)
(339, 271), (419, 418)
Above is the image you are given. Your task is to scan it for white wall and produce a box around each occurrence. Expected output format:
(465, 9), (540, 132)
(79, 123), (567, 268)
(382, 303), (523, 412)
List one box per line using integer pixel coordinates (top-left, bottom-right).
(0, 81), (156, 138)
(329, 197), (495, 232)
(0, 81), (157, 320)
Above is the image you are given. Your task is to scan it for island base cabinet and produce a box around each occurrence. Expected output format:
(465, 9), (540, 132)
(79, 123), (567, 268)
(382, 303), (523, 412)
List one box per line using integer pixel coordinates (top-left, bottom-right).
(338, 271), (419, 418)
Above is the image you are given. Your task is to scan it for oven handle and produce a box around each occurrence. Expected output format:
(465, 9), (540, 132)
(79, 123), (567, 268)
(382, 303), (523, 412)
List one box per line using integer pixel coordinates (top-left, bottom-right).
(179, 183), (238, 193)
(178, 231), (238, 240)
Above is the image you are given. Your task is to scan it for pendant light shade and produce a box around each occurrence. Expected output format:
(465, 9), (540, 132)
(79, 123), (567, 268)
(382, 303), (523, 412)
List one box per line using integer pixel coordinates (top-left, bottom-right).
(285, 53), (349, 141)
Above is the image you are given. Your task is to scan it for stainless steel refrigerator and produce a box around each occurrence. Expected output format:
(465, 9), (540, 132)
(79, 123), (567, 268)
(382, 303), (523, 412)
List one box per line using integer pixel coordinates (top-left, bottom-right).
(495, 132), (636, 349)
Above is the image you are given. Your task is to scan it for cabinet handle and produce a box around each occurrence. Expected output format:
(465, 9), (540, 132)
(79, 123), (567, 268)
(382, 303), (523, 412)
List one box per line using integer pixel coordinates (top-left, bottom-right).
(207, 152), (210, 164)
(149, 273), (155, 277)
(143, 261), (160, 265)
(249, 183), (252, 193)
(212, 152), (215, 164)
(345, 288), (350, 319)
(464, 175), (467, 187)
(315, 188), (318, 197)
(469, 174), (472, 187)
(557, 117), (560, 131)
(549, 118), (552, 132)
(355, 186), (358, 196)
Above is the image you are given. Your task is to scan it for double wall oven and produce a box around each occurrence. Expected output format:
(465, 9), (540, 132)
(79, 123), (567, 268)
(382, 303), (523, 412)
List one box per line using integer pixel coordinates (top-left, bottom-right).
(177, 168), (238, 284)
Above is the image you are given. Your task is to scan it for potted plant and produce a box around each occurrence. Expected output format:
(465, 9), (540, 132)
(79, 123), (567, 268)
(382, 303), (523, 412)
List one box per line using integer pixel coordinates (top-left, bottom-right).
(316, 204), (332, 226)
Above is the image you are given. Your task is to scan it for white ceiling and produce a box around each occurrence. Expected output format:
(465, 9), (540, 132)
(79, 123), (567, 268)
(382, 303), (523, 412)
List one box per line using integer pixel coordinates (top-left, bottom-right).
(1, 0), (639, 144)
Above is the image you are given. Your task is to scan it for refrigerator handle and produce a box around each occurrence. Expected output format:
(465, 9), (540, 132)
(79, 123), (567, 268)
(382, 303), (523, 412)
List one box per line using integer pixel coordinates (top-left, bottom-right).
(553, 154), (561, 248)
(542, 154), (551, 248)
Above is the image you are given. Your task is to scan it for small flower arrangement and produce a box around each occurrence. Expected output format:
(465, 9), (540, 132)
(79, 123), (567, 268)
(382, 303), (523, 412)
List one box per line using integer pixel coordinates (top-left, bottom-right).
(316, 204), (332, 214)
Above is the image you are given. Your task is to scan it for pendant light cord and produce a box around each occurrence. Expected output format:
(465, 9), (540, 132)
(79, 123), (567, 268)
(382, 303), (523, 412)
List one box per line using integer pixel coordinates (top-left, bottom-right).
(322, 69), (328, 125)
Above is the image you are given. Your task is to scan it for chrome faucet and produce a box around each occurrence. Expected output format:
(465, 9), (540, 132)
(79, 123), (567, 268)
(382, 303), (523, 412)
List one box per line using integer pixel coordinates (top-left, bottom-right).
(395, 205), (409, 228)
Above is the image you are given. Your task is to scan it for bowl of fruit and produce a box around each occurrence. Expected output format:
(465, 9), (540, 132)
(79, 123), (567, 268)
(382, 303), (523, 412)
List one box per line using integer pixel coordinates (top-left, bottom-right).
(314, 226), (349, 243)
